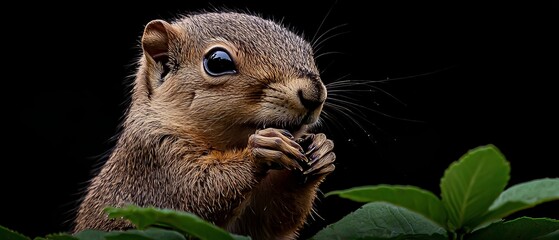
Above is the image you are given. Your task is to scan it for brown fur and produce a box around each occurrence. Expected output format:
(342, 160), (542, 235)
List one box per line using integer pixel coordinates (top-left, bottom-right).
(74, 12), (335, 240)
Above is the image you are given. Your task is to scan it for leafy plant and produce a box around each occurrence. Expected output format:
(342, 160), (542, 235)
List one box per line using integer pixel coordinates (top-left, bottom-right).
(0, 206), (249, 240)
(1, 144), (557, 240)
(314, 144), (559, 240)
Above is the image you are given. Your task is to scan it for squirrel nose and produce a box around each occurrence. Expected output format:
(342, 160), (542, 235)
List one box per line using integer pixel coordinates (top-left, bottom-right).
(298, 89), (324, 111)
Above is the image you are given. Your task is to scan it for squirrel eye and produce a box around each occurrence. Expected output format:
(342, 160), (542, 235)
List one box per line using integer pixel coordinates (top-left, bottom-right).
(203, 48), (237, 76)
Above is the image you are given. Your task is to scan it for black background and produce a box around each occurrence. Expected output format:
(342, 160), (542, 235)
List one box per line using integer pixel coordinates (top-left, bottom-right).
(2, 1), (558, 239)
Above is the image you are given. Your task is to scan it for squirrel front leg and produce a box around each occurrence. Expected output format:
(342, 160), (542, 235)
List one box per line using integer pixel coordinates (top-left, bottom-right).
(227, 128), (336, 240)
(175, 128), (307, 227)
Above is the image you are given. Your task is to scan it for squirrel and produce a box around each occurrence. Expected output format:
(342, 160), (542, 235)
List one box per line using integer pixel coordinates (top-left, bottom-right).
(74, 11), (336, 240)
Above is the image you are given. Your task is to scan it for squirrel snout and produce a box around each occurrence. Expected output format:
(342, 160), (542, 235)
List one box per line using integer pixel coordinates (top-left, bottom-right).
(297, 88), (325, 111)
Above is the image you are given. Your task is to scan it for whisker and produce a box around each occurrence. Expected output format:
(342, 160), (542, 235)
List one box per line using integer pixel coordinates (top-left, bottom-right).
(323, 102), (380, 143)
(320, 109), (371, 144)
(311, 23), (348, 50)
(315, 51), (345, 61)
(327, 89), (376, 93)
(326, 93), (380, 113)
(327, 80), (407, 106)
(310, 0), (334, 45)
(319, 58), (348, 78)
(327, 94), (370, 116)
(323, 73), (351, 85)
(325, 79), (388, 86)
(320, 110), (347, 134)
(310, 0), (337, 46)
(313, 30), (350, 55)
(327, 97), (421, 123)
(318, 111), (351, 141)
(336, 66), (455, 84)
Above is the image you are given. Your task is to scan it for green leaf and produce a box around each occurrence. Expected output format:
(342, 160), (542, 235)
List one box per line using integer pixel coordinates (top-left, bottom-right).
(105, 205), (250, 240)
(0, 225), (30, 240)
(471, 178), (559, 226)
(105, 234), (152, 240)
(310, 202), (447, 240)
(440, 144), (510, 230)
(107, 228), (186, 240)
(106, 228), (186, 240)
(41, 233), (79, 240)
(537, 230), (559, 240)
(326, 185), (447, 227)
(466, 217), (559, 240)
(73, 230), (107, 240)
(73, 228), (186, 240)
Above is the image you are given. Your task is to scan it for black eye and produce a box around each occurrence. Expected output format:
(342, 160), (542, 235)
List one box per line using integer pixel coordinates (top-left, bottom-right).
(203, 48), (237, 76)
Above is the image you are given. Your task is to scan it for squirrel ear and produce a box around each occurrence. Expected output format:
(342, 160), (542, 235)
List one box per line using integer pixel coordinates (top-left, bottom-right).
(141, 20), (176, 82)
(142, 20), (173, 61)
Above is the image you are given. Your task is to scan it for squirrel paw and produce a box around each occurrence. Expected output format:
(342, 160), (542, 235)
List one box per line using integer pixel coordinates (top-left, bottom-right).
(249, 128), (308, 171)
(298, 133), (336, 176)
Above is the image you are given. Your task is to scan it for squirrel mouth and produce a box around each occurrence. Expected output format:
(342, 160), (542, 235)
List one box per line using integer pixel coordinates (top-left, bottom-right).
(253, 121), (309, 139)
(256, 123), (300, 133)
(247, 113), (317, 138)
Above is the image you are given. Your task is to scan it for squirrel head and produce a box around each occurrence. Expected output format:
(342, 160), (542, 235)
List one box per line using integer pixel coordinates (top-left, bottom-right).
(130, 12), (326, 150)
